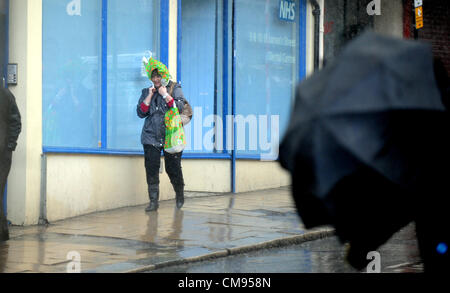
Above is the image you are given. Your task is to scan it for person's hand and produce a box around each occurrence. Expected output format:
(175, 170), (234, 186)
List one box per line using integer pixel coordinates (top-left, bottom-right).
(148, 86), (156, 96)
(144, 87), (155, 105)
(158, 86), (168, 97)
(165, 95), (174, 104)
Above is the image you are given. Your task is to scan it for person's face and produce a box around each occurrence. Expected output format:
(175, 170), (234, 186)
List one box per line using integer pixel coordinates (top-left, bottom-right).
(151, 74), (162, 88)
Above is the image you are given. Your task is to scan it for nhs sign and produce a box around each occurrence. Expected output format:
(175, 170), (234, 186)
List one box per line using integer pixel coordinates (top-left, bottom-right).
(279, 0), (296, 22)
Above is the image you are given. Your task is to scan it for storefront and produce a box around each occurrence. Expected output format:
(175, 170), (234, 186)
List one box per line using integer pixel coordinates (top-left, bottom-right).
(6, 0), (311, 225)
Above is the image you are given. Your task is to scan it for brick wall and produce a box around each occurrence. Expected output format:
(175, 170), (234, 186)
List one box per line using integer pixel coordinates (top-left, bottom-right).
(403, 0), (412, 39)
(404, 0), (450, 75)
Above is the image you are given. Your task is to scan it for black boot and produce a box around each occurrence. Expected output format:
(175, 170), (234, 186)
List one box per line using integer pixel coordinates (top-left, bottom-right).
(174, 185), (184, 209)
(0, 216), (9, 242)
(145, 186), (159, 212)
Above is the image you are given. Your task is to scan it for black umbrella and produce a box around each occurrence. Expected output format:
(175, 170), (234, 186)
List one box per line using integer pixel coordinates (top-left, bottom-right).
(279, 31), (450, 271)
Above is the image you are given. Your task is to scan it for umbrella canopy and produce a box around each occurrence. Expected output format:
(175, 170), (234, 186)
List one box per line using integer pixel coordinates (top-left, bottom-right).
(279, 31), (450, 270)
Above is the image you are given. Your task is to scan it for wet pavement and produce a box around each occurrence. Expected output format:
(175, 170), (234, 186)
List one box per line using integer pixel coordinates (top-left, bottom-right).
(148, 223), (422, 273)
(0, 187), (332, 273)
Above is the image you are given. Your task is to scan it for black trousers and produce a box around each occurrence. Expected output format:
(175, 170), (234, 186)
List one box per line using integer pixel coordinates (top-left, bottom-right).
(143, 145), (184, 194)
(0, 150), (12, 239)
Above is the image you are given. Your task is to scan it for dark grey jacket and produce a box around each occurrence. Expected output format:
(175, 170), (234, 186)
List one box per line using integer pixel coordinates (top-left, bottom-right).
(137, 81), (185, 146)
(0, 87), (22, 153)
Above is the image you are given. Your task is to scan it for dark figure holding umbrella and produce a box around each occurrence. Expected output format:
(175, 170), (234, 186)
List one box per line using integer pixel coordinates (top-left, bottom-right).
(280, 31), (449, 272)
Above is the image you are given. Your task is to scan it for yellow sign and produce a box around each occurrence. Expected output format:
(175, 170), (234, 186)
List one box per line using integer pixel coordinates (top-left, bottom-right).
(416, 19), (424, 29)
(415, 6), (424, 29)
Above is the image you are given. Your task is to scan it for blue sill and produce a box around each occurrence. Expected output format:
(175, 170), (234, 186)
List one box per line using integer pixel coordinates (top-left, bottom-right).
(42, 147), (277, 161)
(43, 147), (231, 159)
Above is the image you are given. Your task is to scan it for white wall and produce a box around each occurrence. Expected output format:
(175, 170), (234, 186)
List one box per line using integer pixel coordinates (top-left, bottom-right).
(44, 156), (233, 222)
(44, 156), (289, 222)
(236, 161), (291, 193)
(45, 155), (148, 222)
(7, 0), (42, 225)
(305, 0), (325, 77)
(374, 0), (404, 38)
(305, 0), (315, 77)
(169, 0), (178, 81)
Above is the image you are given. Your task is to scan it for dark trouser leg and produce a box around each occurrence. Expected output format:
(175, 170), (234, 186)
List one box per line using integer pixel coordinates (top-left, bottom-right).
(0, 150), (12, 241)
(144, 145), (162, 211)
(163, 150), (184, 208)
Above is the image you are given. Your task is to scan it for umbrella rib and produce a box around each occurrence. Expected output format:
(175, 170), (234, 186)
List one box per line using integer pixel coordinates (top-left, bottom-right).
(310, 120), (370, 197)
(316, 118), (373, 170)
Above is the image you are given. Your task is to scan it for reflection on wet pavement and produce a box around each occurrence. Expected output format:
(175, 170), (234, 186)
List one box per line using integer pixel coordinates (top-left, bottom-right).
(1, 187), (310, 273)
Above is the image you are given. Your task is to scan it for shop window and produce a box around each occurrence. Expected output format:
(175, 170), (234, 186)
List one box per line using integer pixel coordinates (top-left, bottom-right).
(43, 0), (102, 148)
(234, 0), (301, 157)
(180, 0), (223, 153)
(43, 0), (159, 150)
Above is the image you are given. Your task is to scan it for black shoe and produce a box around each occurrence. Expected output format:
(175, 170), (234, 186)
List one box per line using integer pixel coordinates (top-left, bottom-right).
(0, 231), (9, 241)
(145, 201), (159, 212)
(176, 195), (184, 209)
(146, 187), (159, 212)
(173, 184), (185, 209)
(0, 218), (9, 241)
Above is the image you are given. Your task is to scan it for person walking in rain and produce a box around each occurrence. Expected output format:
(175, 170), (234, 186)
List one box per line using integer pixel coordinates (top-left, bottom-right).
(0, 87), (21, 241)
(279, 31), (450, 272)
(137, 57), (186, 212)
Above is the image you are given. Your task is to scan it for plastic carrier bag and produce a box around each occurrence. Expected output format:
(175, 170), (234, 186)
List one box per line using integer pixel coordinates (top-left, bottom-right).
(164, 103), (186, 154)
